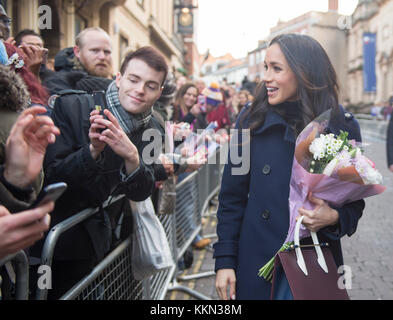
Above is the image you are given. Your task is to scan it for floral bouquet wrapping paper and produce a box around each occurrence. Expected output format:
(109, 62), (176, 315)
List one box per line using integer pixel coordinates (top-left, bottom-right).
(258, 110), (386, 281)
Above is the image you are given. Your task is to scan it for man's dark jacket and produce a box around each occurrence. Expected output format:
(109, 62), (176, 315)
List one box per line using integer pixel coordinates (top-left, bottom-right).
(43, 47), (113, 95)
(31, 92), (165, 262)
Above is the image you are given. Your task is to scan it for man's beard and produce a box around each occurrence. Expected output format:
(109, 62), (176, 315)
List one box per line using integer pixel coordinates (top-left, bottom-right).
(86, 63), (113, 79)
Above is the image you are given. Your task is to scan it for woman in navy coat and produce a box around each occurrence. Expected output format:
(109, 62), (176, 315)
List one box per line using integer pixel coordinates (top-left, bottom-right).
(214, 34), (365, 300)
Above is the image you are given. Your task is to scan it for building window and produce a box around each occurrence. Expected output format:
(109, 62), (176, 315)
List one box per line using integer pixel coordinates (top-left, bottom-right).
(75, 14), (87, 38)
(119, 34), (129, 64)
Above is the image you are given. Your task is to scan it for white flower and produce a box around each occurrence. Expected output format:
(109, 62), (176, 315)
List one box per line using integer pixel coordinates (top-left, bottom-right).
(355, 154), (383, 185)
(309, 137), (326, 160)
(336, 150), (352, 168)
(364, 167), (383, 185)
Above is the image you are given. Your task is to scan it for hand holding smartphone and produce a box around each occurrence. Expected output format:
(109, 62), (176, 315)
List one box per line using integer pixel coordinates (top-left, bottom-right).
(29, 182), (67, 209)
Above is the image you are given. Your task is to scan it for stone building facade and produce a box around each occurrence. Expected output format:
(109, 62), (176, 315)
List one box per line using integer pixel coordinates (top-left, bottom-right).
(347, 0), (393, 107)
(3, 0), (185, 74)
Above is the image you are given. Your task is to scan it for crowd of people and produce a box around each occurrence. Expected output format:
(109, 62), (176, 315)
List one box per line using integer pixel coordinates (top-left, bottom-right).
(0, 4), (251, 300)
(3, 3), (386, 301)
(370, 98), (393, 121)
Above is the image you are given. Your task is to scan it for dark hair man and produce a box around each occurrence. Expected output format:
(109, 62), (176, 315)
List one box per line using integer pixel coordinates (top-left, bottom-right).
(31, 46), (169, 299)
(14, 29), (44, 48)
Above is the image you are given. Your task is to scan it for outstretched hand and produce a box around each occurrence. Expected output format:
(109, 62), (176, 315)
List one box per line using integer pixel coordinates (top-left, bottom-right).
(0, 201), (53, 260)
(4, 106), (60, 189)
(93, 109), (140, 174)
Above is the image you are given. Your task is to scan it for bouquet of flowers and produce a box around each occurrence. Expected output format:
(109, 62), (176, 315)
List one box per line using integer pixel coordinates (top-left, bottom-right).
(258, 110), (386, 281)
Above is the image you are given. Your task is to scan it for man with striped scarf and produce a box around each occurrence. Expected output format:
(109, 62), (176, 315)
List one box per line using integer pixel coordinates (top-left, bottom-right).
(31, 46), (169, 299)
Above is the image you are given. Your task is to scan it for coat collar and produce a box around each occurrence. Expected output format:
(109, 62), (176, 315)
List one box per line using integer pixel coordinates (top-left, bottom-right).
(253, 110), (296, 143)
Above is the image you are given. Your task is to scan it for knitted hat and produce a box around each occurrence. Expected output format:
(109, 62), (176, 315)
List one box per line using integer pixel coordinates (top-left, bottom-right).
(202, 82), (223, 107)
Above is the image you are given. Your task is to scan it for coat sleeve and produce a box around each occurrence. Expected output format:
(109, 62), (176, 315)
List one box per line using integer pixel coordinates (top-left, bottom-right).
(112, 158), (155, 202)
(44, 95), (103, 187)
(387, 115), (393, 167)
(321, 112), (365, 240)
(213, 118), (250, 272)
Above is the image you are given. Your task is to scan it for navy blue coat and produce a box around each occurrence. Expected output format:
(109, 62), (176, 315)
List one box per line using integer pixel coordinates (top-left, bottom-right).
(213, 106), (365, 300)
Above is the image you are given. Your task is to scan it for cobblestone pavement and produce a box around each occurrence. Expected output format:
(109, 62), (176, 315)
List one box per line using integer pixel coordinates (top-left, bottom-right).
(167, 123), (393, 300)
(341, 124), (393, 300)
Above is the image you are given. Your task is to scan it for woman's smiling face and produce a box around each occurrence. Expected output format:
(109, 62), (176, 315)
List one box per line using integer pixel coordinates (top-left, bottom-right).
(262, 43), (298, 105)
(183, 86), (198, 109)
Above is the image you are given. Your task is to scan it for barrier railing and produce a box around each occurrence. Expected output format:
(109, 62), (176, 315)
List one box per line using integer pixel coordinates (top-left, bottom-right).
(166, 151), (224, 300)
(0, 250), (29, 300)
(30, 148), (225, 300)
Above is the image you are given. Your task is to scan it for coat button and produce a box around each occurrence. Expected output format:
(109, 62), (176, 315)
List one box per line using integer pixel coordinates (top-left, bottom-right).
(262, 209), (271, 220)
(262, 165), (271, 175)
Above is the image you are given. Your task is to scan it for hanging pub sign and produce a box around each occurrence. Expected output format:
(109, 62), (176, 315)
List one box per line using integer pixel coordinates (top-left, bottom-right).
(177, 11), (193, 34)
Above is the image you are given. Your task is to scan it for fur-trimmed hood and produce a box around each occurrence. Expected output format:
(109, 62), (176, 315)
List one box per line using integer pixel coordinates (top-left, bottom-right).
(0, 64), (30, 111)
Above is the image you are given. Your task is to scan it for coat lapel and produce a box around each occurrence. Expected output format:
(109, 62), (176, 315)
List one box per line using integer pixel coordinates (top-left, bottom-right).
(253, 111), (296, 143)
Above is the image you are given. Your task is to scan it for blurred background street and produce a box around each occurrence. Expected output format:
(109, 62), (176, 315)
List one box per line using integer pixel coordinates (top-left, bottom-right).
(168, 121), (393, 301)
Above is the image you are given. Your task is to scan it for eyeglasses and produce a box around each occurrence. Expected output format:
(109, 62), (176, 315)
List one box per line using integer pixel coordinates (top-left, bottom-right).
(0, 16), (11, 26)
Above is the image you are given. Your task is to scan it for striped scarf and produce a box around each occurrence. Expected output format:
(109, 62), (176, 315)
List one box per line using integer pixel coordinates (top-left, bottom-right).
(106, 81), (152, 134)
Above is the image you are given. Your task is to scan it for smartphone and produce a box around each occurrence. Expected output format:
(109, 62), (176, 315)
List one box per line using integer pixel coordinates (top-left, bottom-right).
(42, 48), (49, 64)
(93, 91), (108, 134)
(198, 95), (207, 112)
(28, 182), (67, 209)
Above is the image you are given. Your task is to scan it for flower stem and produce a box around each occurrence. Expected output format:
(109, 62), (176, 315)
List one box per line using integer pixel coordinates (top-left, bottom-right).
(258, 242), (294, 282)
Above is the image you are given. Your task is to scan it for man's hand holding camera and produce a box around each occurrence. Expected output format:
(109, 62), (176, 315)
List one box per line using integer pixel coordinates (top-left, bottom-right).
(89, 109), (140, 174)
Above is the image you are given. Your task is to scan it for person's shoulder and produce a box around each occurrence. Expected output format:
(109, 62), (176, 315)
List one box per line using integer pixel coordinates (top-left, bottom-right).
(333, 105), (361, 139)
(331, 105), (354, 123)
(51, 89), (93, 119)
(234, 103), (251, 129)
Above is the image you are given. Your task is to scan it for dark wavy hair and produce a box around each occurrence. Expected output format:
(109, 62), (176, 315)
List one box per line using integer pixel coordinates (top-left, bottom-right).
(239, 34), (339, 135)
(120, 46), (168, 86)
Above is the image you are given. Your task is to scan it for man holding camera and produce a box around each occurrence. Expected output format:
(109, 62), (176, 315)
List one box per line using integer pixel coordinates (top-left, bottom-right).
(31, 46), (169, 299)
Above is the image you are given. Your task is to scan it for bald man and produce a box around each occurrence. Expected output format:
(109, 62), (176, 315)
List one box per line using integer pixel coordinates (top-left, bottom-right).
(44, 27), (114, 95)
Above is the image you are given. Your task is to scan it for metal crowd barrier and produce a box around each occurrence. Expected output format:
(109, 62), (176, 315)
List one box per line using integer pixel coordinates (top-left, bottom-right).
(2, 148), (224, 300)
(166, 150), (225, 300)
(0, 250), (29, 300)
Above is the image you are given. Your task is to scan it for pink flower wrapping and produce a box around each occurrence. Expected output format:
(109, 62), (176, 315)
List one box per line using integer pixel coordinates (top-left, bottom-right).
(259, 110), (386, 281)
